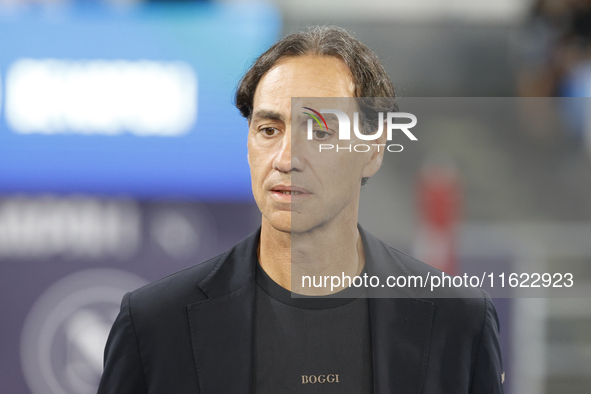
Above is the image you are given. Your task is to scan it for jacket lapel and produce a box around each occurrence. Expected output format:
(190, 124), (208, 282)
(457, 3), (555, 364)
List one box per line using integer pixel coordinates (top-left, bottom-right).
(369, 297), (434, 394)
(361, 227), (435, 394)
(187, 230), (260, 394)
(187, 282), (256, 394)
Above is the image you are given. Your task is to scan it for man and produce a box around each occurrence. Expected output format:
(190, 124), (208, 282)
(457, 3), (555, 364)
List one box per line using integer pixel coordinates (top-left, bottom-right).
(98, 26), (504, 393)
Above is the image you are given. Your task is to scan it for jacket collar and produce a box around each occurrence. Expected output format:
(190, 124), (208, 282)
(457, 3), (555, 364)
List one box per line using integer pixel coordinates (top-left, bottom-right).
(187, 227), (433, 393)
(198, 228), (260, 299)
(359, 225), (420, 298)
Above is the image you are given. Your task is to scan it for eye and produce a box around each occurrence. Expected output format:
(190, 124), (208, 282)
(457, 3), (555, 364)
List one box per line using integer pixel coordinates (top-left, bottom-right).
(260, 127), (279, 137)
(313, 129), (331, 140)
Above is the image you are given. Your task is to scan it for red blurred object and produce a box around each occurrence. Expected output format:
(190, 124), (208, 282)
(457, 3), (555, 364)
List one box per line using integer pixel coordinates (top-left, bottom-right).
(414, 163), (462, 275)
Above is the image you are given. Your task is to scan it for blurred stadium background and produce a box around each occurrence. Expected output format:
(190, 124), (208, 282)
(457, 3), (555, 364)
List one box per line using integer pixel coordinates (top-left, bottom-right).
(1, 0), (591, 393)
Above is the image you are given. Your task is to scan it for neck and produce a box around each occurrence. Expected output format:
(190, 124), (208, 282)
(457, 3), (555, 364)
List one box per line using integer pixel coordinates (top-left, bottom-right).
(258, 215), (365, 295)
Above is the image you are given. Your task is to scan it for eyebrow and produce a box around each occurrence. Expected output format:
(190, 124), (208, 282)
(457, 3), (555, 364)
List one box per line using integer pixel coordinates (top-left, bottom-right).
(251, 109), (285, 123)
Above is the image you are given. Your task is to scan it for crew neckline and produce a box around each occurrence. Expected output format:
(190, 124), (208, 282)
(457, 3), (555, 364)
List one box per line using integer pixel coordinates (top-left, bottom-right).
(255, 261), (367, 310)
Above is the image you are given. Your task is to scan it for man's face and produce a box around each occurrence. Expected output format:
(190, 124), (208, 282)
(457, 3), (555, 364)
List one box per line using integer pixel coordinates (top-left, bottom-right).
(247, 55), (384, 234)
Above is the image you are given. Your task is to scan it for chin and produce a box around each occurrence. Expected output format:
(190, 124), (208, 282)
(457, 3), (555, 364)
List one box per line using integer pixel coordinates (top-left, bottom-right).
(264, 212), (292, 234)
(271, 222), (292, 234)
(264, 211), (323, 235)
(286, 219), (323, 235)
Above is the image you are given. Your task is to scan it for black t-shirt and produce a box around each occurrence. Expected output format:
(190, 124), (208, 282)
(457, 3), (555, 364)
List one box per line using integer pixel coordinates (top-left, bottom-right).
(254, 262), (373, 393)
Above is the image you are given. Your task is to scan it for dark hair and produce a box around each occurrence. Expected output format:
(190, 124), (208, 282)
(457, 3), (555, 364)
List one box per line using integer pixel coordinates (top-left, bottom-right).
(235, 25), (397, 184)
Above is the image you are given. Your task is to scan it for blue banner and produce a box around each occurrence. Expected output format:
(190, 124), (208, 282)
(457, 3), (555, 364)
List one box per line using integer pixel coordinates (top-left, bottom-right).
(0, 3), (280, 200)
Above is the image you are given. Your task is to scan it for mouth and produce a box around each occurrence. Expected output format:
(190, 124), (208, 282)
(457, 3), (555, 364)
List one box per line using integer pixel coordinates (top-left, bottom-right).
(270, 185), (310, 200)
(275, 190), (304, 195)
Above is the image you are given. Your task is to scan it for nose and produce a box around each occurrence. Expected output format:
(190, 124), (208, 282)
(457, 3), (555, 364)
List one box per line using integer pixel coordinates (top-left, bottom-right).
(273, 127), (304, 173)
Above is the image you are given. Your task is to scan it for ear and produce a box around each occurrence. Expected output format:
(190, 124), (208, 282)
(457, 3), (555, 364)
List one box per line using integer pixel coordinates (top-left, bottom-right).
(361, 120), (387, 178)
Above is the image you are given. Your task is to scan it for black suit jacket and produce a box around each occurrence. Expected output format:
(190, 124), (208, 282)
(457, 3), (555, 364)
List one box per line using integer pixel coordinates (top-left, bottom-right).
(98, 227), (504, 393)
